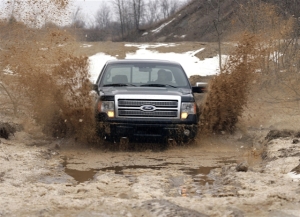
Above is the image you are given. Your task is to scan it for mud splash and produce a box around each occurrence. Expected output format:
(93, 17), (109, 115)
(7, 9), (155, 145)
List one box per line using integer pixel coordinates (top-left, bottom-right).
(200, 33), (259, 134)
(2, 29), (96, 141)
(0, 1), (98, 143)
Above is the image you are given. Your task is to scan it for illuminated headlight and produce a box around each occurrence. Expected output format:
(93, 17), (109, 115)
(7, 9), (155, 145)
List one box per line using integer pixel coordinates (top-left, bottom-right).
(181, 102), (196, 119)
(98, 101), (115, 118)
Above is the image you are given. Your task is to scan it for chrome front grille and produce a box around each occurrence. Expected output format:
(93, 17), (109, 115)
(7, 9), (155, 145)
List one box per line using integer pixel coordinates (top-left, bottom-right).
(115, 95), (181, 119)
(118, 100), (178, 108)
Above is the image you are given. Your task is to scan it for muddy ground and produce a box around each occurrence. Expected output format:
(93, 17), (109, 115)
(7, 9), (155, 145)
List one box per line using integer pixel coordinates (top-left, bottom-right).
(1, 42), (300, 217)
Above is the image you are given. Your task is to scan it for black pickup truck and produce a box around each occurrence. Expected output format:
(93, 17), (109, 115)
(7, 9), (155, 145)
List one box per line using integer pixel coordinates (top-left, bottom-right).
(93, 59), (205, 144)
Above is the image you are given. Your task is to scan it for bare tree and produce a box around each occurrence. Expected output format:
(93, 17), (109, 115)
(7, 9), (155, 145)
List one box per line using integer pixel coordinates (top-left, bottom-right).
(160, 0), (179, 19)
(112, 0), (126, 38)
(110, 0), (183, 38)
(168, 0), (179, 16)
(212, 0), (223, 72)
(132, 0), (144, 30)
(95, 3), (111, 29)
(145, 0), (161, 25)
(71, 6), (85, 28)
(123, 1), (134, 33)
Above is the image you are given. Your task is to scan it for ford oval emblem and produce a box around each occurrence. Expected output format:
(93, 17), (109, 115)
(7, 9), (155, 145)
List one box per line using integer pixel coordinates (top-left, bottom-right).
(141, 105), (156, 112)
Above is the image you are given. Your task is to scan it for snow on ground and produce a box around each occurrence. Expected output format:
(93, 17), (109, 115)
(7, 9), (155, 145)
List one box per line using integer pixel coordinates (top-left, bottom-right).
(89, 43), (226, 82)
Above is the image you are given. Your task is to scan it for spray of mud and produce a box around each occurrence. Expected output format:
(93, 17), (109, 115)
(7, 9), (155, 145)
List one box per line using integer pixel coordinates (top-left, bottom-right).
(200, 33), (260, 134)
(0, 0), (99, 143)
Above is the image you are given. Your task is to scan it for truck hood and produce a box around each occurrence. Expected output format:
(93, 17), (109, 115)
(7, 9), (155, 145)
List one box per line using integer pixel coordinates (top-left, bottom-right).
(99, 86), (192, 97)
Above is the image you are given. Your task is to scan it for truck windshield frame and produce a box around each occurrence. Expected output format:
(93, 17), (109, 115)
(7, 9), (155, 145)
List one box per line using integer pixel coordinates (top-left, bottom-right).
(99, 62), (190, 88)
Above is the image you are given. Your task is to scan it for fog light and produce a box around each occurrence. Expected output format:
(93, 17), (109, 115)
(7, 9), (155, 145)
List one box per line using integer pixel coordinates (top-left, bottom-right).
(183, 129), (190, 136)
(181, 112), (188, 119)
(107, 111), (114, 118)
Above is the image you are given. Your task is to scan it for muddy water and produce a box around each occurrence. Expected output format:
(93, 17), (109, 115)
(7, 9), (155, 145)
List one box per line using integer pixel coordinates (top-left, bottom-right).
(63, 157), (239, 186)
(63, 158), (219, 185)
(61, 144), (246, 186)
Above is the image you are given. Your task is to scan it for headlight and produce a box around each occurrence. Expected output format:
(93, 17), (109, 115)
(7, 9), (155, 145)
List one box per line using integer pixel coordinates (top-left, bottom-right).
(181, 102), (196, 119)
(98, 101), (115, 118)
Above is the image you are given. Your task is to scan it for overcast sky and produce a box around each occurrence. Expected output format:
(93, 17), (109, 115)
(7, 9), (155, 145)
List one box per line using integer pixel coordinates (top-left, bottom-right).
(73, 0), (108, 17)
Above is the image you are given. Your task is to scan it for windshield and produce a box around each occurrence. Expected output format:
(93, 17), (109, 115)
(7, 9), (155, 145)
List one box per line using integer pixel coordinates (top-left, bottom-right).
(99, 62), (190, 88)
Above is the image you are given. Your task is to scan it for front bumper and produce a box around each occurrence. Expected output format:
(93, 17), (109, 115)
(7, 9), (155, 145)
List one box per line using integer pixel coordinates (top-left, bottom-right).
(97, 122), (198, 142)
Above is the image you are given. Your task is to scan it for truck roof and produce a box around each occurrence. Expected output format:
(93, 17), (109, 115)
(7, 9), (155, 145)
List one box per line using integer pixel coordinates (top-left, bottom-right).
(106, 59), (181, 66)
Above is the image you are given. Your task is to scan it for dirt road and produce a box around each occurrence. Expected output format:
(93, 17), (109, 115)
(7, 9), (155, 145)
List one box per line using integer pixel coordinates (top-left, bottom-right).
(1, 122), (300, 217)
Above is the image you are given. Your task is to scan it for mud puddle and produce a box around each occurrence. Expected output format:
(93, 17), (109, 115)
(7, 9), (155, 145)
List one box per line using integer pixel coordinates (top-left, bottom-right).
(62, 157), (237, 186)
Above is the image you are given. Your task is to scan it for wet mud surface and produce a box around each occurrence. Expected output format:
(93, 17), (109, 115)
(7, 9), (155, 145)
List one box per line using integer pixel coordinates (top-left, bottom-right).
(1, 126), (300, 217)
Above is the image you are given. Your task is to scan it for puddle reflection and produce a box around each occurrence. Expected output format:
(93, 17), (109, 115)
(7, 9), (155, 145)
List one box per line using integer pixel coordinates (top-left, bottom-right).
(180, 167), (217, 185)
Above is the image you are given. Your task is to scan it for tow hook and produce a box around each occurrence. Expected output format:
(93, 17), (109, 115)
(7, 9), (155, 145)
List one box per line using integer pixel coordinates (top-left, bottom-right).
(119, 137), (129, 151)
(168, 138), (176, 146)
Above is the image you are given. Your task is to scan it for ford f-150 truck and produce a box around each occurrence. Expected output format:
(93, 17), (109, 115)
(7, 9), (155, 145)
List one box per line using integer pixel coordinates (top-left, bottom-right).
(93, 59), (205, 145)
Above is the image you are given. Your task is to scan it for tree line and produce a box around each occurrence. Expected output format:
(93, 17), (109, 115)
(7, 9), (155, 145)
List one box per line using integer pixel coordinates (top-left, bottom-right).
(71, 0), (190, 41)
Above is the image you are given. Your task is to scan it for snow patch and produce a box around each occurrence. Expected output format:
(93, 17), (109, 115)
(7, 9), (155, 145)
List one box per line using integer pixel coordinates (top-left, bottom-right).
(88, 53), (116, 83)
(287, 172), (300, 182)
(125, 48), (223, 78)
(81, 44), (93, 48)
(186, 48), (205, 57)
(125, 43), (178, 49)
(3, 66), (14, 75)
(151, 18), (175, 34)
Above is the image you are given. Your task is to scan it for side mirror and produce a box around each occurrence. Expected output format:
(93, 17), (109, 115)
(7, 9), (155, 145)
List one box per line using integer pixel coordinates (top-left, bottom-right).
(192, 82), (207, 93)
(192, 86), (206, 93)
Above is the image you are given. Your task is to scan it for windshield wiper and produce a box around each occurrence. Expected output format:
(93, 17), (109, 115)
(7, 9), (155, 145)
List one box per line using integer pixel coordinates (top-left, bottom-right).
(103, 83), (136, 87)
(140, 84), (177, 88)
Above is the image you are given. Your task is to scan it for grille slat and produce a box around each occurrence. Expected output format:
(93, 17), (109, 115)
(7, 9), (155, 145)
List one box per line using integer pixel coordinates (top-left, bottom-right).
(119, 110), (177, 117)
